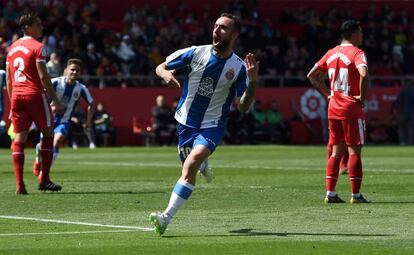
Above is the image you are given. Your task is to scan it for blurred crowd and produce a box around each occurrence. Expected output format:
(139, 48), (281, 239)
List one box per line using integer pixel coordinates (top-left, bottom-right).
(1, 0), (414, 88)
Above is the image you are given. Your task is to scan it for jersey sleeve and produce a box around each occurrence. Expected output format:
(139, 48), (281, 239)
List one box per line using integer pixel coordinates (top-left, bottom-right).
(80, 85), (94, 105)
(34, 44), (47, 63)
(315, 51), (329, 71)
(235, 65), (248, 97)
(51, 78), (59, 90)
(354, 50), (368, 69)
(165, 46), (196, 70)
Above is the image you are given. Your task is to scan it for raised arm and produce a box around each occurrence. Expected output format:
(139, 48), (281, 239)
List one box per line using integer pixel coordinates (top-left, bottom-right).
(155, 62), (180, 88)
(238, 53), (258, 112)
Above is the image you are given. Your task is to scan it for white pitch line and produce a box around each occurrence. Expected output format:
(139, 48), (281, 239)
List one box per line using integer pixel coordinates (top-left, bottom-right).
(0, 216), (153, 231)
(66, 161), (414, 173)
(0, 229), (139, 237)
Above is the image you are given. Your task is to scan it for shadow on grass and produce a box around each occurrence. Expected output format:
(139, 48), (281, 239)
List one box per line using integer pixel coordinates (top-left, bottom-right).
(31, 191), (166, 195)
(228, 228), (394, 237)
(162, 228), (394, 238)
(370, 201), (414, 204)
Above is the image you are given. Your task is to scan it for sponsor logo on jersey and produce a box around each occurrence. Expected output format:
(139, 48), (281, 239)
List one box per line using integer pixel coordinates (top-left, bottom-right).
(197, 77), (214, 98)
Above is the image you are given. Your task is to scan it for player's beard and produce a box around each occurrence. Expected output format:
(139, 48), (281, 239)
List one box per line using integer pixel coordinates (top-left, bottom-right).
(213, 37), (231, 53)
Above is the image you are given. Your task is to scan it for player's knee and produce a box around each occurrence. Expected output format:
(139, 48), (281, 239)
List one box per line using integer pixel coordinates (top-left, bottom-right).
(348, 145), (361, 154)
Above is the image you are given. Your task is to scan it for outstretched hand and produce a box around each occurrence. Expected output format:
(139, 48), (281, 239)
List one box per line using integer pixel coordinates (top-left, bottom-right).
(244, 53), (259, 83)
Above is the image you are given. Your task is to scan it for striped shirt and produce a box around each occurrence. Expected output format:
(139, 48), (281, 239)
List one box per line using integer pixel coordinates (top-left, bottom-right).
(166, 45), (248, 129)
(52, 76), (94, 125)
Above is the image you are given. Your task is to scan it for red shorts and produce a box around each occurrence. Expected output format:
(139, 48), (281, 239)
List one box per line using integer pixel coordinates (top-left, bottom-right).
(328, 118), (365, 146)
(11, 93), (53, 133)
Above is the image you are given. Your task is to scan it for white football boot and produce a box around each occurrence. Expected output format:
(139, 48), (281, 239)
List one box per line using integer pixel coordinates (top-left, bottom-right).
(198, 160), (213, 183)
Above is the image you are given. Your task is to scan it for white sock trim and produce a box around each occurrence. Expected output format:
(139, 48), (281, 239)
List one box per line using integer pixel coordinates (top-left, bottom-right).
(177, 179), (194, 190)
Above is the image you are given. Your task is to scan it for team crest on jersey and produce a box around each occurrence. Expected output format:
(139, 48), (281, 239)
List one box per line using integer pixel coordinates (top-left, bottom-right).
(197, 77), (214, 98)
(73, 90), (80, 100)
(225, 69), (235, 80)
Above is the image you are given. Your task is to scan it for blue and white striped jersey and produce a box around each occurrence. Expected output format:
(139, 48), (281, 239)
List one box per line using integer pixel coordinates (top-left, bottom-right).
(52, 76), (94, 126)
(166, 45), (248, 129)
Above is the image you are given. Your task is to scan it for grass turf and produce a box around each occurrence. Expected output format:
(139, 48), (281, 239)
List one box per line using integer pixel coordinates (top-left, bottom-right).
(0, 145), (413, 254)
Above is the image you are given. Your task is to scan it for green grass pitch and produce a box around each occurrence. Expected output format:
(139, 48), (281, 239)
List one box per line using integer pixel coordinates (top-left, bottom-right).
(0, 145), (413, 255)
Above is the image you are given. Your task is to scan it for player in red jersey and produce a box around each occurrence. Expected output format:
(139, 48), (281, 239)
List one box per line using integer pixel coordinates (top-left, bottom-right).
(307, 20), (370, 204)
(6, 13), (64, 194)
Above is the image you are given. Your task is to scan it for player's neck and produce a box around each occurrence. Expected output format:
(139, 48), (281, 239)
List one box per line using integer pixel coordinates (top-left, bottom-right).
(340, 40), (354, 46)
(66, 78), (76, 85)
(212, 48), (233, 59)
(23, 33), (39, 40)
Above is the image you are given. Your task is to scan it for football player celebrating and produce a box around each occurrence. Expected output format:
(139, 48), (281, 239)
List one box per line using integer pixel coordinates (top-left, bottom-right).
(149, 13), (258, 235)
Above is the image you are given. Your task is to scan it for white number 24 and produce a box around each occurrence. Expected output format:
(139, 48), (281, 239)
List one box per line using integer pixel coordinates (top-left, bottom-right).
(328, 68), (349, 96)
(13, 57), (27, 82)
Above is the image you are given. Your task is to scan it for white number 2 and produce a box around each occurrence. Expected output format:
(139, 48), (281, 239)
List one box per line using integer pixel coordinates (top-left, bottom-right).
(13, 57), (27, 82)
(328, 68), (349, 96)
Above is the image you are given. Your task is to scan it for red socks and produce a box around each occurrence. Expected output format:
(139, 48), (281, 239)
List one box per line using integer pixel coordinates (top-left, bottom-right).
(326, 156), (341, 192)
(12, 142), (25, 189)
(40, 137), (54, 183)
(348, 153), (363, 194)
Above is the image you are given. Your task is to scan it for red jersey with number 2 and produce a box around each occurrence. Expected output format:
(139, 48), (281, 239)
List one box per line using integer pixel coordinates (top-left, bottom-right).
(6, 36), (47, 95)
(316, 43), (367, 120)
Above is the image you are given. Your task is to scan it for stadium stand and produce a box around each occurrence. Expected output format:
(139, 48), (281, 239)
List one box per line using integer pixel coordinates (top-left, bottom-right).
(0, 0), (412, 145)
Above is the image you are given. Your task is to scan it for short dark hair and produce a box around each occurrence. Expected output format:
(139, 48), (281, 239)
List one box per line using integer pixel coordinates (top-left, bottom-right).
(341, 20), (361, 40)
(220, 13), (241, 33)
(18, 12), (40, 30)
(67, 58), (83, 71)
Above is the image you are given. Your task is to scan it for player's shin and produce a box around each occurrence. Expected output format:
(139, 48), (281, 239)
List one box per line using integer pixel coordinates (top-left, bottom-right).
(52, 147), (59, 164)
(12, 142), (25, 189)
(163, 179), (194, 222)
(39, 137), (54, 183)
(35, 143), (41, 163)
(326, 156), (341, 195)
(348, 153), (363, 196)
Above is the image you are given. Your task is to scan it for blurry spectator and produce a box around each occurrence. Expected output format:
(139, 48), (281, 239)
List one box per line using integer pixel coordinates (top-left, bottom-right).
(366, 118), (388, 144)
(93, 102), (116, 146)
(397, 81), (414, 145)
(151, 95), (175, 145)
(265, 100), (285, 143)
(1, 0), (414, 87)
(96, 56), (120, 87)
(386, 102), (400, 144)
(82, 42), (101, 75)
(69, 105), (88, 149)
(116, 35), (136, 77)
(251, 100), (267, 142)
(82, 0), (100, 20)
(2, 1), (19, 22)
(46, 52), (63, 78)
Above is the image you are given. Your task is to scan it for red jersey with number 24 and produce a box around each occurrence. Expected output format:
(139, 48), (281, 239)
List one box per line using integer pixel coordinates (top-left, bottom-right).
(6, 36), (47, 95)
(316, 43), (367, 120)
